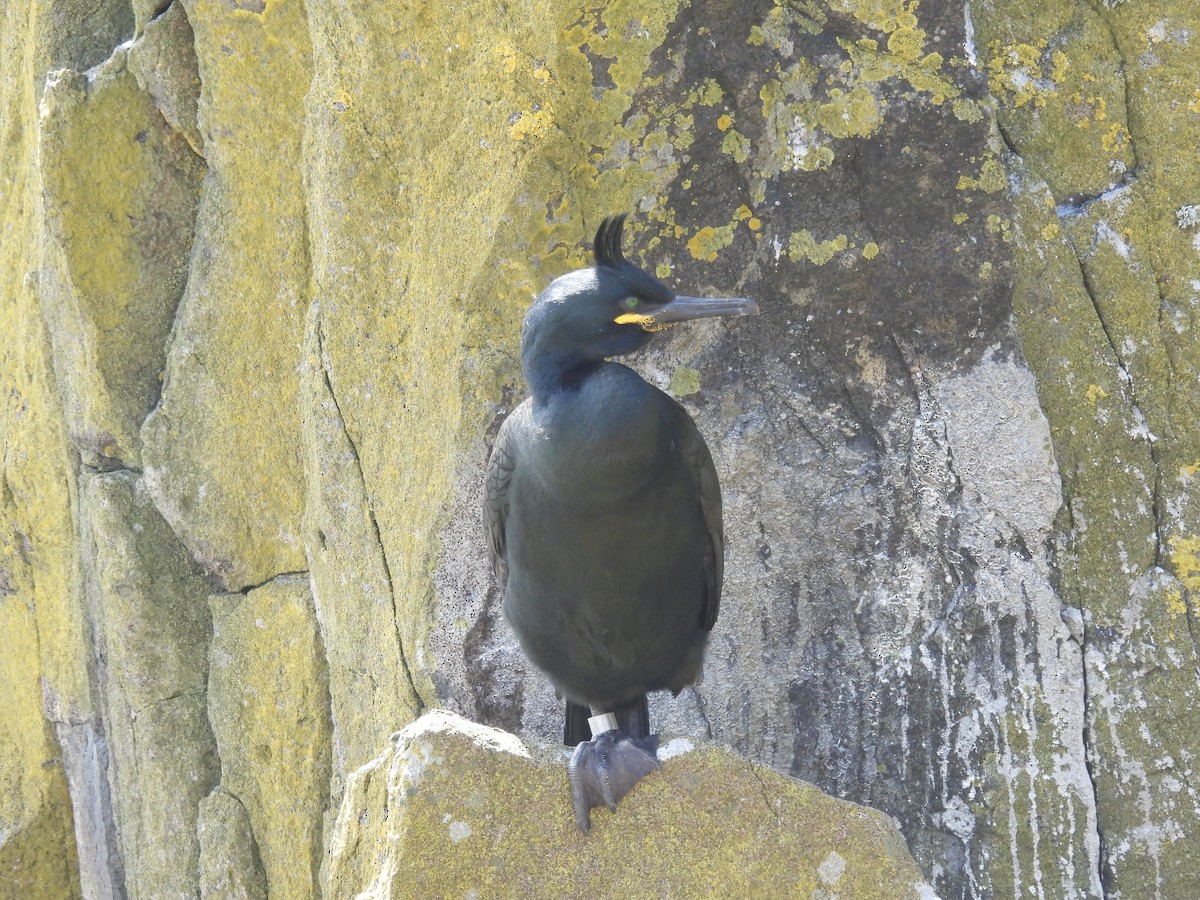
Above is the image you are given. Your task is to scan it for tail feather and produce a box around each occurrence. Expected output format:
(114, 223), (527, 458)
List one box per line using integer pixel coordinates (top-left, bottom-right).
(610, 695), (650, 740)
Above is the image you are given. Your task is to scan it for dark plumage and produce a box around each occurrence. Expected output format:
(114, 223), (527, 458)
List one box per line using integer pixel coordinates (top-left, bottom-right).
(484, 214), (757, 828)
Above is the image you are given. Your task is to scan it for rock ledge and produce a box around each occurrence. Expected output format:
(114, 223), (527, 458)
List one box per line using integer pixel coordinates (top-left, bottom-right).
(324, 710), (933, 899)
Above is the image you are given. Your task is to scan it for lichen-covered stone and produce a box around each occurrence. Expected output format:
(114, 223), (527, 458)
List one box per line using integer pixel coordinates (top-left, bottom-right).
(127, 2), (204, 157)
(141, 0), (312, 591)
(78, 470), (218, 899)
(973, 0), (1135, 200)
(977, 0), (1200, 894)
(197, 788), (268, 900)
(206, 576), (332, 900)
(300, 302), (425, 790)
(4, 0), (1199, 897)
(324, 711), (931, 899)
(0, 599), (80, 899)
(0, 297), (81, 899)
(39, 50), (204, 470)
(0, 2), (135, 892)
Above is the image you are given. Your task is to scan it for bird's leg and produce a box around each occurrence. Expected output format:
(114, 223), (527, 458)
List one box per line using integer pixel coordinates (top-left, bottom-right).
(568, 711), (660, 831)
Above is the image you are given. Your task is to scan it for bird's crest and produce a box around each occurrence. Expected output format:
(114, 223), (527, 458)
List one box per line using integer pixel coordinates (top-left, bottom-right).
(593, 214), (629, 269)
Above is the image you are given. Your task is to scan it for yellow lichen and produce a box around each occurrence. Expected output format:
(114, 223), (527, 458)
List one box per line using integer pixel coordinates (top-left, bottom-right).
(788, 230), (848, 265)
(510, 105), (555, 141)
(720, 128), (751, 162)
(886, 25), (924, 62)
(1169, 536), (1200, 593)
(813, 85), (883, 139)
(669, 366), (701, 397)
(716, 114), (733, 131)
(1100, 123), (1130, 153)
(1050, 51), (1069, 83)
(1165, 586), (1188, 619)
(697, 78), (724, 106)
(985, 40), (1055, 108)
(958, 157), (1006, 193)
(686, 225), (735, 262)
(1041, 222), (1061, 240)
(1084, 384), (1109, 405)
(862, 241), (879, 259)
(496, 43), (518, 73)
(985, 214), (1013, 242)
(952, 98), (982, 123)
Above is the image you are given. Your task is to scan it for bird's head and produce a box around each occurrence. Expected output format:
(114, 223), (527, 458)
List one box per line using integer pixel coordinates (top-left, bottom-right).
(521, 214), (759, 397)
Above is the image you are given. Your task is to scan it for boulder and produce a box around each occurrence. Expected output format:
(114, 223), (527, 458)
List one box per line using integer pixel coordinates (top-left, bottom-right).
(324, 711), (932, 899)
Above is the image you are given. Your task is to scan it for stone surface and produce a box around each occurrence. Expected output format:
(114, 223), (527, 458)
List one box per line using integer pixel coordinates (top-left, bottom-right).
(38, 48), (204, 470)
(975, 1), (1200, 894)
(140, 0), (312, 591)
(300, 302), (425, 794)
(206, 576), (332, 900)
(3, 0), (1199, 897)
(0, 607), (80, 898)
(0, 2), (133, 896)
(127, 1), (204, 157)
(78, 470), (218, 899)
(197, 788), (268, 900)
(324, 711), (932, 899)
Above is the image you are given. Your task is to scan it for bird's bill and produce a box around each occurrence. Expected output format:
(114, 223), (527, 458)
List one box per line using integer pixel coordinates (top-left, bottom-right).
(651, 295), (760, 323)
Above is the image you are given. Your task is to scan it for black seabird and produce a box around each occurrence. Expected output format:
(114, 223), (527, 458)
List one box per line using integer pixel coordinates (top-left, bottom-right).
(485, 214), (757, 829)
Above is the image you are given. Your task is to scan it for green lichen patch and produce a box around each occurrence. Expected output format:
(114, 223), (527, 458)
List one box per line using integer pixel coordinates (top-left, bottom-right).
(957, 155), (1007, 194)
(669, 366), (701, 397)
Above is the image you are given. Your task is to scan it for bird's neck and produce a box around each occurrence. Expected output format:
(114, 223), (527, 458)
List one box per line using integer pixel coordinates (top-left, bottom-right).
(520, 361), (668, 490)
(522, 348), (600, 402)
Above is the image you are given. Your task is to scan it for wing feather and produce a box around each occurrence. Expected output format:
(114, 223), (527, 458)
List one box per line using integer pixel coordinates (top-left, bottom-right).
(484, 414), (517, 595)
(674, 404), (724, 631)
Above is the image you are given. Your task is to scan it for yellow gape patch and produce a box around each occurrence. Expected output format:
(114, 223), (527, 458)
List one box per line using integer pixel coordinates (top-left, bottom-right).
(614, 313), (674, 332)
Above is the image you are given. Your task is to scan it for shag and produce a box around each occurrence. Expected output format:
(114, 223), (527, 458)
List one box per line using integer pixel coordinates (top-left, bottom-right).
(484, 214), (758, 830)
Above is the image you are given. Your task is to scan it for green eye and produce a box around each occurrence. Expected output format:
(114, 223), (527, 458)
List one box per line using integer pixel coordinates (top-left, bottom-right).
(620, 296), (641, 311)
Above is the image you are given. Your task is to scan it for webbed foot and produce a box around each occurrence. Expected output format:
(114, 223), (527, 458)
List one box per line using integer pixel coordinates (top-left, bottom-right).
(568, 729), (660, 831)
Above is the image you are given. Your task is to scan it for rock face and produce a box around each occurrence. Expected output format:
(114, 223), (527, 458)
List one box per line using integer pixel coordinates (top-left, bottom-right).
(324, 711), (931, 899)
(2, 1), (1198, 899)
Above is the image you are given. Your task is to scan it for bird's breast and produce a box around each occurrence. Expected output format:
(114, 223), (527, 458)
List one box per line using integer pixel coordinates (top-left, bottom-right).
(525, 369), (674, 501)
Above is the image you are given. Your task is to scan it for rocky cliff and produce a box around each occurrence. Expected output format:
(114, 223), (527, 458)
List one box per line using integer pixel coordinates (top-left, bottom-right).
(2, 1), (1198, 898)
